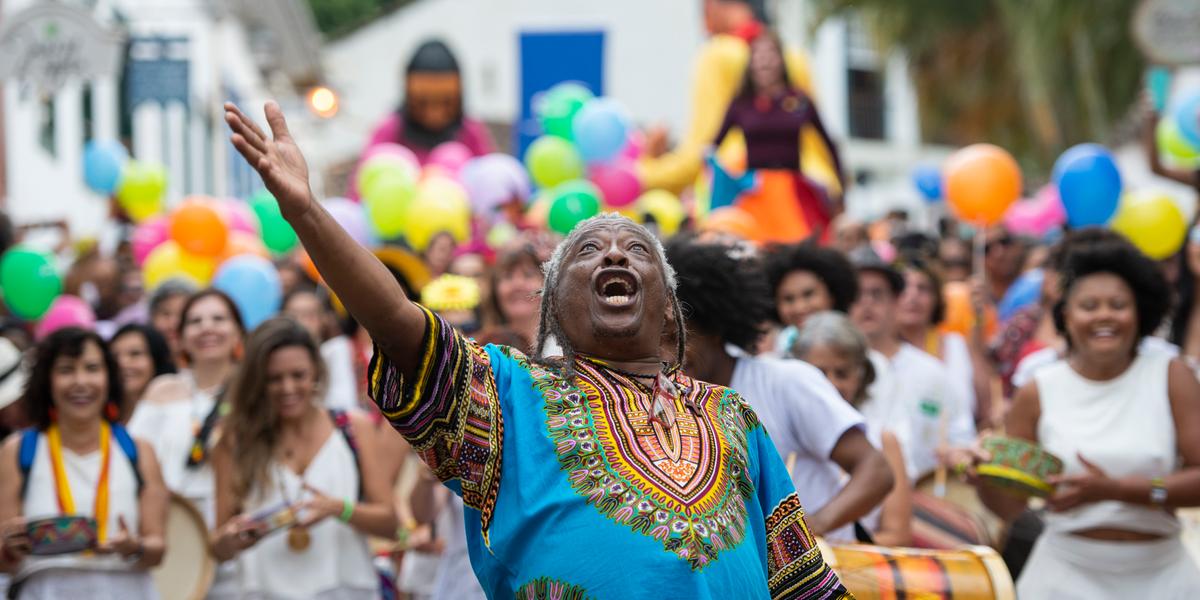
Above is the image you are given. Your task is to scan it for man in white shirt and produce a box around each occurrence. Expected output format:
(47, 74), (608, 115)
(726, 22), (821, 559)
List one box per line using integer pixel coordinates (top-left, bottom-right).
(668, 239), (893, 542)
(850, 253), (976, 481)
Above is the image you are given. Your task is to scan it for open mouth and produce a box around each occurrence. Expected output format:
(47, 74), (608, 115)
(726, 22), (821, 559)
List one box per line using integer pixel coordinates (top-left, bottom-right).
(594, 269), (640, 307)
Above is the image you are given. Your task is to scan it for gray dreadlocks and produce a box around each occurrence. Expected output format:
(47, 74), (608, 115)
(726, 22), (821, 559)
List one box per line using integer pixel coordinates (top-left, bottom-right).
(533, 213), (687, 381)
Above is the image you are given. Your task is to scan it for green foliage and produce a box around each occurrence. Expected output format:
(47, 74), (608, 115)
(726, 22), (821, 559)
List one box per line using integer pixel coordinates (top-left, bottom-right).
(811, 0), (1144, 172)
(306, 0), (413, 36)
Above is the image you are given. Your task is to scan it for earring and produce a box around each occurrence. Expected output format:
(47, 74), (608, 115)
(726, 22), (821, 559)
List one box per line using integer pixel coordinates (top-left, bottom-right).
(105, 402), (120, 422)
(48, 406), (58, 422)
(232, 342), (244, 362)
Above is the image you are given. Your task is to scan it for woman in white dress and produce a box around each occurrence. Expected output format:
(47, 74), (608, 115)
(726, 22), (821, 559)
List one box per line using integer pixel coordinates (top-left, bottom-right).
(969, 236), (1200, 596)
(128, 289), (245, 525)
(0, 327), (168, 599)
(210, 318), (397, 600)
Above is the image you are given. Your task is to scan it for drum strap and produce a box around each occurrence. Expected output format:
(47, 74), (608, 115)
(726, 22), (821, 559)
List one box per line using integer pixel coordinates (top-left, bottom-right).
(329, 409), (365, 501)
(18, 423), (143, 501)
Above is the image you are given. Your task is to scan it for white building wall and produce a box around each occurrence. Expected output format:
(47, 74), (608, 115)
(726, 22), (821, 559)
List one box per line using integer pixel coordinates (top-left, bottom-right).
(1, 0), (282, 239)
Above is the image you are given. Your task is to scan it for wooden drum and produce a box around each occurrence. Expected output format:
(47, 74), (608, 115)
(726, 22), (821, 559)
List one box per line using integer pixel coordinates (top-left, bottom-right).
(818, 539), (1015, 600)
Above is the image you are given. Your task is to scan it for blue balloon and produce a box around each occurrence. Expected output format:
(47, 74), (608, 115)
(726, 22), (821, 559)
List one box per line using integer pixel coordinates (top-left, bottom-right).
(997, 268), (1043, 322)
(572, 99), (630, 164)
(82, 140), (128, 195)
(1174, 91), (1200, 149)
(1052, 143), (1122, 227)
(911, 165), (942, 202)
(212, 255), (281, 330)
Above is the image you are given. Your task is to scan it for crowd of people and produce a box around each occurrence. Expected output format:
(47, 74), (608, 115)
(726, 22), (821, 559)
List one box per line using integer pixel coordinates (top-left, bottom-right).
(1, 1), (1200, 596)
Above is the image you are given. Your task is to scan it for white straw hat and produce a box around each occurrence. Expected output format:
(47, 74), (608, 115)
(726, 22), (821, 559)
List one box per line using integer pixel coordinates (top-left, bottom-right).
(0, 338), (28, 411)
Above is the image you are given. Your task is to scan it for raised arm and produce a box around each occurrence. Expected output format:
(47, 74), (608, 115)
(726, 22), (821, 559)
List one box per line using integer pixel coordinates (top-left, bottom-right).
(224, 102), (425, 373)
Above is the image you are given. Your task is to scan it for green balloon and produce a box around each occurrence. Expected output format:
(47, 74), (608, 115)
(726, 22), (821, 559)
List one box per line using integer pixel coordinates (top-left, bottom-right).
(1158, 118), (1200, 168)
(525, 136), (584, 189)
(548, 180), (603, 235)
(363, 169), (417, 240)
(249, 191), (298, 255)
(0, 247), (62, 320)
(538, 83), (594, 140)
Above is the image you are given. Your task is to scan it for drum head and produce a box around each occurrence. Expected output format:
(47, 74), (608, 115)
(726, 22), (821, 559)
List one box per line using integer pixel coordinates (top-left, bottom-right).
(152, 495), (214, 600)
(25, 516), (96, 556)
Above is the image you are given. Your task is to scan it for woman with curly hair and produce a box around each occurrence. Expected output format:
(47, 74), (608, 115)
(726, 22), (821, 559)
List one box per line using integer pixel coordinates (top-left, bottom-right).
(965, 234), (1200, 595)
(0, 328), (167, 598)
(210, 318), (397, 598)
(763, 242), (859, 354)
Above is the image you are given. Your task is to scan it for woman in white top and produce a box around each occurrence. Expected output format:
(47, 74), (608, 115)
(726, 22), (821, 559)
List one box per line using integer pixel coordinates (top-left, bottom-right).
(0, 327), (168, 599)
(128, 289), (245, 526)
(973, 236), (1200, 596)
(210, 318), (397, 600)
(791, 311), (913, 546)
(896, 260), (988, 428)
(281, 288), (360, 411)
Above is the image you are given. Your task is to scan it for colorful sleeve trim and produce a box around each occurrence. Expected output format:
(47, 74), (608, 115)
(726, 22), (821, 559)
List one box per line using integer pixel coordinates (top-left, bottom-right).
(515, 577), (595, 600)
(766, 493), (853, 599)
(367, 306), (503, 539)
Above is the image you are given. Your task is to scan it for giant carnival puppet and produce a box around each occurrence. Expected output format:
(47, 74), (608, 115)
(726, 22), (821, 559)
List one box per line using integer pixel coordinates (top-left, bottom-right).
(638, 0), (845, 243)
(361, 39), (494, 166)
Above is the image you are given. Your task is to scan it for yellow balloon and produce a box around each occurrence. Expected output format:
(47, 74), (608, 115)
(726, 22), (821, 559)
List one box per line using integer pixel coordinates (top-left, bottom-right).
(143, 240), (216, 290)
(403, 175), (471, 252)
(636, 189), (685, 237)
(1111, 191), (1187, 260)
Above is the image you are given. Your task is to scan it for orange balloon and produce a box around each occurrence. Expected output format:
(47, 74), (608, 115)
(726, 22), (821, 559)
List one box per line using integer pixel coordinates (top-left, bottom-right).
(701, 206), (759, 241)
(939, 281), (998, 339)
(298, 249), (323, 284)
(170, 200), (229, 257)
(943, 144), (1022, 226)
(218, 231), (269, 264)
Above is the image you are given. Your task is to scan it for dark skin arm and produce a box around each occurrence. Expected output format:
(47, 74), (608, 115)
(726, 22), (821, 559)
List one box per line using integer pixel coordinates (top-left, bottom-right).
(1142, 109), (1199, 187)
(871, 431), (913, 547)
(807, 427), (894, 536)
(224, 102), (425, 373)
(1047, 359), (1200, 510)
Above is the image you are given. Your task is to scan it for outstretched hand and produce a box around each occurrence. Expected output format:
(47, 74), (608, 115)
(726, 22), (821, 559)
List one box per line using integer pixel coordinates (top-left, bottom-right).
(224, 101), (314, 220)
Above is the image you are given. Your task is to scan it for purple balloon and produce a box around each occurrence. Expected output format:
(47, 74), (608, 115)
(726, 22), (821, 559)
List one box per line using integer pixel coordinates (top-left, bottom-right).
(460, 154), (532, 215)
(324, 197), (377, 248)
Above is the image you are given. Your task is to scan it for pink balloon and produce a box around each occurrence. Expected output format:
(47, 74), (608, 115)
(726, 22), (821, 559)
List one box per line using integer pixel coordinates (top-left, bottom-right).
(621, 130), (646, 161)
(363, 142), (420, 168)
(428, 142), (473, 176)
(1036, 185), (1066, 225)
(222, 199), (260, 236)
(131, 216), (170, 266)
(36, 296), (96, 340)
(589, 162), (642, 208)
(1004, 185), (1066, 237)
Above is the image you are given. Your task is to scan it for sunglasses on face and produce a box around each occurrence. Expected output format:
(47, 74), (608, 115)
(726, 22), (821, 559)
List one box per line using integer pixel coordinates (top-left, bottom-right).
(985, 236), (1015, 253)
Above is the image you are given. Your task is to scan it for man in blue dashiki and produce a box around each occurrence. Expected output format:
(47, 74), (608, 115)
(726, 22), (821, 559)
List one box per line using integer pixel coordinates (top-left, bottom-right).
(224, 100), (851, 599)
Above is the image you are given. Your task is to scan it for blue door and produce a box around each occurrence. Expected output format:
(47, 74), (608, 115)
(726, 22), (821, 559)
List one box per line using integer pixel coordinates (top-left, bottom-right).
(516, 30), (605, 159)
